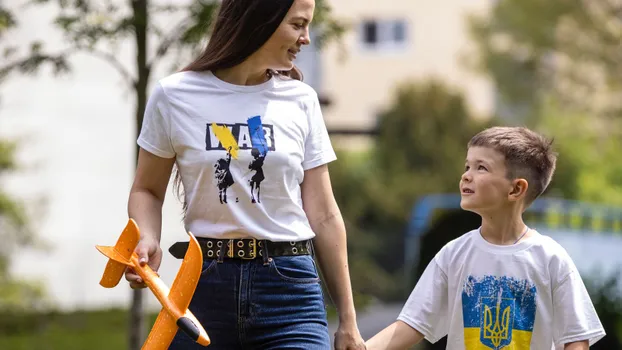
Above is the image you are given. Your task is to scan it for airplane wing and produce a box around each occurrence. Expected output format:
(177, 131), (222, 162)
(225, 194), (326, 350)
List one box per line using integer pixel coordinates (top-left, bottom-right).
(142, 308), (177, 350)
(169, 231), (203, 310)
(143, 232), (206, 349)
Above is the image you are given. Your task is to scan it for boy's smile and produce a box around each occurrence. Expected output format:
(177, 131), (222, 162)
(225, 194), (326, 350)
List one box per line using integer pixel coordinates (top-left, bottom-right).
(459, 146), (514, 214)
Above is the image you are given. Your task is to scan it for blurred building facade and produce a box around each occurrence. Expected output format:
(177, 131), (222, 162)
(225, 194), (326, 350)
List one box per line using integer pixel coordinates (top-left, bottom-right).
(297, 0), (496, 145)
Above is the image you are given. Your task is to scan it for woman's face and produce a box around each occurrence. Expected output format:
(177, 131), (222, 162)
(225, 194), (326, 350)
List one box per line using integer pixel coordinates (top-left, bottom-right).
(254, 0), (315, 71)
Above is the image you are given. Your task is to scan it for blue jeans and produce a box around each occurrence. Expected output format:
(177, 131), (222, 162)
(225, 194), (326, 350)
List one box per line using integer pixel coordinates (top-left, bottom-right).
(168, 254), (330, 349)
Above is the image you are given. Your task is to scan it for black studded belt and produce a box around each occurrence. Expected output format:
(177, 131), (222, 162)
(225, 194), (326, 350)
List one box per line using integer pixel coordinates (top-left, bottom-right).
(168, 238), (312, 260)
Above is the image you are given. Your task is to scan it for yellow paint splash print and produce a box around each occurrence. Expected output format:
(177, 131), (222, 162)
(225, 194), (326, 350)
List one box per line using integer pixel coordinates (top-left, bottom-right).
(211, 123), (239, 159)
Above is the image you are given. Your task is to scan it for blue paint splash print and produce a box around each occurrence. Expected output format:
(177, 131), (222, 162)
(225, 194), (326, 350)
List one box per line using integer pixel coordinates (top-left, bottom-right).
(247, 116), (268, 203)
(247, 115), (269, 156)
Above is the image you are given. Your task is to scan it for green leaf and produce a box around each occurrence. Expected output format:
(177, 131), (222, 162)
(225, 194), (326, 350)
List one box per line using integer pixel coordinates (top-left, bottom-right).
(312, 0), (349, 49)
(179, 1), (219, 45)
(0, 279), (47, 312)
(0, 6), (17, 33)
(0, 138), (40, 308)
(0, 140), (17, 171)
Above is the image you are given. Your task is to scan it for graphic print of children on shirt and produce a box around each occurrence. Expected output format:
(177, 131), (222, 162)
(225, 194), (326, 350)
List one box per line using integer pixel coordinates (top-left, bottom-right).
(248, 147), (266, 203)
(214, 146), (234, 204)
(208, 116), (273, 205)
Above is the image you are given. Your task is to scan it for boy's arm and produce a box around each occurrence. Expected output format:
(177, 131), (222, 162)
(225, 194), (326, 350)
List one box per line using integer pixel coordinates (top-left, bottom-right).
(366, 252), (450, 350)
(564, 340), (588, 350)
(365, 321), (424, 350)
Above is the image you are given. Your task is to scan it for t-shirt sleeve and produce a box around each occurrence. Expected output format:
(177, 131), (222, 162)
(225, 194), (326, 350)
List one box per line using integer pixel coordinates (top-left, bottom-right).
(552, 268), (606, 347)
(301, 92), (337, 170)
(137, 82), (176, 158)
(397, 253), (449, 344)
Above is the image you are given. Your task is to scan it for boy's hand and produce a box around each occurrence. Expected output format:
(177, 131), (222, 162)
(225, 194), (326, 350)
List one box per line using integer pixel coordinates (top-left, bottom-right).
(365, 321), (424, 350)
(124, 237), (162, 289)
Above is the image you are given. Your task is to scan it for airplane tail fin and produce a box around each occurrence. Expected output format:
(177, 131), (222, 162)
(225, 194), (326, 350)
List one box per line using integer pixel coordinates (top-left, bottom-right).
(95, 219), (140, 288)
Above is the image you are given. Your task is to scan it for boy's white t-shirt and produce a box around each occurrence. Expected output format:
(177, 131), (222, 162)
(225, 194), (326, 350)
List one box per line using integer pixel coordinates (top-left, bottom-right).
(137, 70), (337, 242)
(398, 229), (606, 350)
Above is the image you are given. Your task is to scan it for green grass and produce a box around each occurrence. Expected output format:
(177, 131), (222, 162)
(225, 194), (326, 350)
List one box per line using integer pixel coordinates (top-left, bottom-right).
(0, 308), (158, 350)
(0, 299), (370, 349)
(1, 303), (620, 349)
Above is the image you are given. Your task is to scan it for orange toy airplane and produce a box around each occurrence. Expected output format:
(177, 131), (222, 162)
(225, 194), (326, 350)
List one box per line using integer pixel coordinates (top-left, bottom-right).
(96, 218), (210, 349)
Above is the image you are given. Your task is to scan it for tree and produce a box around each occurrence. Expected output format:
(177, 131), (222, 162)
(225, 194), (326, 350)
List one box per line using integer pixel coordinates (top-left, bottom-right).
(329, 79), (497, 301)
(372, 80), (488, 219)
(467, 0), (622, 208)
(536, 98), (622, 206)
(468, 0), (622, 124)
(0, 1), (345, 348)
(0, 7), (47, 312)
(0, 140), (47, 312)
(327, 149), (400, 302)
(371, 80), (497, 294)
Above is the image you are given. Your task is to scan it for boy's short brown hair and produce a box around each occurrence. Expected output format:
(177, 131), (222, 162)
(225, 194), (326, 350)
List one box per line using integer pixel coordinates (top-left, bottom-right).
(468, 126), (558, 204)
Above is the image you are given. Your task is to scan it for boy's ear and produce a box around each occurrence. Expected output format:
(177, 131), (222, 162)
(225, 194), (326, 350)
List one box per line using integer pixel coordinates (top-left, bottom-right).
(508, 178), (529, 201)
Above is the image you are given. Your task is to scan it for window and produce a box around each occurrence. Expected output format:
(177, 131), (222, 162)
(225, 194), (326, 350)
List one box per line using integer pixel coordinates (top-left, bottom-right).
(359, 19), (409, 51)
(362, 21), (378, 45)
(393, 21), (406, 42)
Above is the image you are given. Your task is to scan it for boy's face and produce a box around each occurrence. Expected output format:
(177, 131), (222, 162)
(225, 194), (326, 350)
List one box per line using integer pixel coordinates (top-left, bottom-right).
(460, 146), (516, 214)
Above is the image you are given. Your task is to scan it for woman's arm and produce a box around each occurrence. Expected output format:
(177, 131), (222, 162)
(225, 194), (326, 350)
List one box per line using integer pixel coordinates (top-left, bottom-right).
(128, 148), (175, 242)
(301, 164), (364, 349)
(124, 148), (175, 288)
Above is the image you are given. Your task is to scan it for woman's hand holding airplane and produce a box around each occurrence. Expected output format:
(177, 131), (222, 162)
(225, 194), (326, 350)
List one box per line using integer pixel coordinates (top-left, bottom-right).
(125, 236), (162, 289)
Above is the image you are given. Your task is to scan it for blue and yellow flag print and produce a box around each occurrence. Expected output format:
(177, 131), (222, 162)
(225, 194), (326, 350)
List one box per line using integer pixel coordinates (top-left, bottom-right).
(462, 276), (537, 349)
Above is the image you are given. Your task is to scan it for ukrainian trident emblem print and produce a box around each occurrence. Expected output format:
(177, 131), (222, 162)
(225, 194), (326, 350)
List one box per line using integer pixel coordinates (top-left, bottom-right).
(481, 296), (515, 349)
(462, 275), (537, 350)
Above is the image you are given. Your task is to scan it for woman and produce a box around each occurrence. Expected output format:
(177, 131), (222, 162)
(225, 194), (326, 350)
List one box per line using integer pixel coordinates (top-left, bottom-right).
(123, 0), (366, 349)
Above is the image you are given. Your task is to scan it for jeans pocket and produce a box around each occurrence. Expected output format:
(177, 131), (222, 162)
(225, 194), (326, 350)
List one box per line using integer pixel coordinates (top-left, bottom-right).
(269, 255), (321, 284)
(201, 259), (218, 276)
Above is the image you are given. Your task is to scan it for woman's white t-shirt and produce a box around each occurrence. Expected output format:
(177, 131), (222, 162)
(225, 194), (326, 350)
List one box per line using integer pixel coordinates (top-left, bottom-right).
(137, 70), (337, 242)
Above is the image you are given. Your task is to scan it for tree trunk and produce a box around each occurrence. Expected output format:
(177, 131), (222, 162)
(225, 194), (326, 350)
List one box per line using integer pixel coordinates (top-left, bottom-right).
(129, 289), (145, 350)
(129, 1), (150, 349)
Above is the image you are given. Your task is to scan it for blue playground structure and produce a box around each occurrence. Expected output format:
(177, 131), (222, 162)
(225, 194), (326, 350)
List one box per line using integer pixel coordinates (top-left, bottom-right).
(406, 194), (622, 287)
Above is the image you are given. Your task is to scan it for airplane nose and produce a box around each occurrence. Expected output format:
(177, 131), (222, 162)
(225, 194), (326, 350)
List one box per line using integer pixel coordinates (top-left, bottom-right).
(177, 317), (210, 346)
(177, 317), (200, 341)
(198, 335), (211, 347)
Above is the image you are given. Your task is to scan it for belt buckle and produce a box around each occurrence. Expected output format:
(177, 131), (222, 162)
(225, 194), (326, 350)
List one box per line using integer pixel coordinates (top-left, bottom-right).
(241, 239), (257, 260)
(226, 239), (234, 258)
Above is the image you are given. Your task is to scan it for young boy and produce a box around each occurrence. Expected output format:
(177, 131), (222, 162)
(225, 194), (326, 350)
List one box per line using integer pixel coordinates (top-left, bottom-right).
(366, 127), (606, 350)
